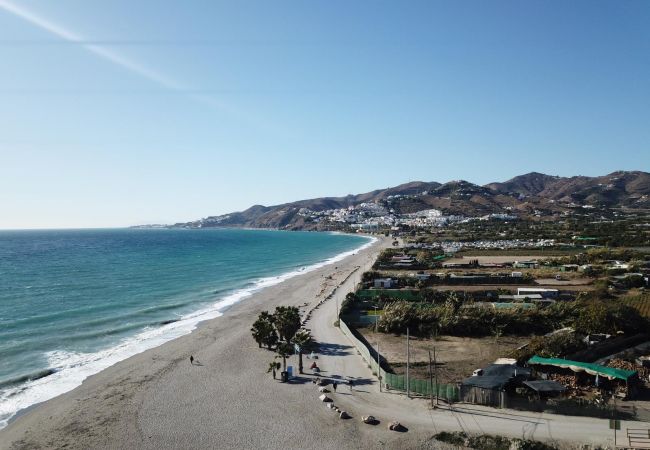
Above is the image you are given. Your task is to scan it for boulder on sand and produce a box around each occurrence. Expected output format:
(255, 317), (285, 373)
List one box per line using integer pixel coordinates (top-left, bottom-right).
(362, 415), (378, 425)
(318, 387), (330, 393)
(319, 394), (332, 402)
(388, 421), (406, 432)
(339, 411), (350, 419)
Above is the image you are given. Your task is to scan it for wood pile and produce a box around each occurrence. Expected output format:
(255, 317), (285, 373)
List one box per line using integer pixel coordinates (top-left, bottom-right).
(607, 358), (649, 380)
(548, 373), (577, 387)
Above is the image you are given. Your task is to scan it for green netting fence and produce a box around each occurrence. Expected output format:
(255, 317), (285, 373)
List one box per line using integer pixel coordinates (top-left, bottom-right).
(339, 318), (459, 402)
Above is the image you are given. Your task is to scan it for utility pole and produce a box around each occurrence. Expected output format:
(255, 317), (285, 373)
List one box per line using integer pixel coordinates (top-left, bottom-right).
(433, 346), (439, 406)
(428, 349), (434, 408)
(406, 327), (410, 398)
(377, 341), (381, 393)
(335, 295), (339, 323)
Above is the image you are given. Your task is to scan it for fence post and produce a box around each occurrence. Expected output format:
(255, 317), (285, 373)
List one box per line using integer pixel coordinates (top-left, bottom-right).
(429, 350), (433, 408)
(433, 347), (438, 406)
(406, 327), (410, 398)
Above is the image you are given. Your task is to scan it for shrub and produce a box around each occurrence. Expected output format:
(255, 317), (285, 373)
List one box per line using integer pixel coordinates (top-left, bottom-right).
(433, 432), (558, 450)
(376, 297), (648, 339)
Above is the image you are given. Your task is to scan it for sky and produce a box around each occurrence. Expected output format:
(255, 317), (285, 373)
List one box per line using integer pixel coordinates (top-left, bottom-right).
(0, 0), (648, 229)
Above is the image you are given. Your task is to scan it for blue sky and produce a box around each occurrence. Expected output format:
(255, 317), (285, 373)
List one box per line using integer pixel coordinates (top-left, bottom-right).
(0, 0), (648, 228)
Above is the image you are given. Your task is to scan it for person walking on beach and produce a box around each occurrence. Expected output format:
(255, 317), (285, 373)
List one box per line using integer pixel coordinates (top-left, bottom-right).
(190, 355), (194, 365)
(332, 382), (338, 392)
(349, 379), (354, 391)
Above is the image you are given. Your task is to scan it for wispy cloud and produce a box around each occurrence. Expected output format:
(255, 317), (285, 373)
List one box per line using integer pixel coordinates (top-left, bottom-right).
(0, 0), (292, 136)
(0, 0), (186, 91)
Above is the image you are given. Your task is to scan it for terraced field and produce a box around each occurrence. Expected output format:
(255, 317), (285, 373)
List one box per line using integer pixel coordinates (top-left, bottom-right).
(622, 294), (650, 317)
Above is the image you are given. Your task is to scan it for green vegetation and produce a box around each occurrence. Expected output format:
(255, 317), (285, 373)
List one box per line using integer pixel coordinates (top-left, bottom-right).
(412, 214), (650, 247)
(267, 361), (281, 378)
(433, 431), (558, 450)
(292, 328), (313, 374)
(273, 306), (301, 342)
(357, 289), (422, 302)
(275, 342), (294, 372)
(371, 299), (647, 339)
(621, 292), (650, 318)
(554, 247), (647, 266)
(372, 248), (445, 270)
(511, 332), (587, 362)
(251, 306), (312, 376)
(456, 248), (581, 256)
(251, 311), (278, 349)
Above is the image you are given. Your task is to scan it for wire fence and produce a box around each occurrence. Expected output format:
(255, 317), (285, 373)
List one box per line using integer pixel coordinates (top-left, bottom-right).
(339, 318), (459, 402)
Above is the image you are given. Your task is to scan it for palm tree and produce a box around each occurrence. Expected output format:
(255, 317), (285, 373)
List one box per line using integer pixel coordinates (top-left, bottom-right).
(273, 306), (301, 342)
(251, 311), (278, 349)
(275, 342), (294, 375)
(291, 329), (313, 374)
(267, 361), (281, 379)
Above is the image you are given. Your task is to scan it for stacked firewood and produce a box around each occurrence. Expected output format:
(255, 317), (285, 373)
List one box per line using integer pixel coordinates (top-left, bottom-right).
(548, 373), (577, 387)
(607, 358), (650, 380)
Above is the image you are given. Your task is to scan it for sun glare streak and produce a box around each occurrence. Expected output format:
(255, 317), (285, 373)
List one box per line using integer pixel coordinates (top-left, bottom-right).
(0, 0), (292, 136)
(0, 0), (187, 90)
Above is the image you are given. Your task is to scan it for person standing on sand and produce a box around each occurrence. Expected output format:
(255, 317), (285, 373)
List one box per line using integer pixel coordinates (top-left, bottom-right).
(349, 379), (354, 391)
(332, 382), (337, 392)
(190, 355), (194, 365)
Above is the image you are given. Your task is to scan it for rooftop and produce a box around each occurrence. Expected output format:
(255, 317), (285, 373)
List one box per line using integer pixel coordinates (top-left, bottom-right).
(527, 355), (637, 381)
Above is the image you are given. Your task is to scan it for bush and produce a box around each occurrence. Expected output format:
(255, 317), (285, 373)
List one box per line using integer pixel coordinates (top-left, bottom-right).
(433, 431), (466, 446)
(574, 300), (648, 335)
(376, 298), (649, 339)
(433, 432), (558, 450)
(511, 332), (587, 362)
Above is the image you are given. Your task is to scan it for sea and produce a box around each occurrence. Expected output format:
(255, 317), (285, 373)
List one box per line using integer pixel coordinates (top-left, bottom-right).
(0, 228), (373, 428)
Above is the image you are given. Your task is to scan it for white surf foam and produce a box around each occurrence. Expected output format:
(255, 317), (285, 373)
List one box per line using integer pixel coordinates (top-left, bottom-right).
(0, 235), (376, 429)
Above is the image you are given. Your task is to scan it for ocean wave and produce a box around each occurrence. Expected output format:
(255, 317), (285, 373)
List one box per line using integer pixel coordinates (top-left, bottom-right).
(0, 369), (57, 390)
(0, 235), (375, 429)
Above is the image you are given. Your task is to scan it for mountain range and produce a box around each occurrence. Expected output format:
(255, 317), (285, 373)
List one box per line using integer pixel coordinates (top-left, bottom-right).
(173, 171), (650, 230)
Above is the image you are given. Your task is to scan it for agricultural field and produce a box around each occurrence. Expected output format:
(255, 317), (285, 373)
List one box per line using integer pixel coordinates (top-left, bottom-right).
(454, 248), (583, 257)
(356, 328), (528, 383)
(622, 293), (650, 317)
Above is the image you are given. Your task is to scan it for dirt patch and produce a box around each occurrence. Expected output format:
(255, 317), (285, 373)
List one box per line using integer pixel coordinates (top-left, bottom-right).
(534, 278), (593, 286)
(357, 328), (529, 383)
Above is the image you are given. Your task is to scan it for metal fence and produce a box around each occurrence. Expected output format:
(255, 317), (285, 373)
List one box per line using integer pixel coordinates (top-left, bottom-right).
(339, 318), (459, 402)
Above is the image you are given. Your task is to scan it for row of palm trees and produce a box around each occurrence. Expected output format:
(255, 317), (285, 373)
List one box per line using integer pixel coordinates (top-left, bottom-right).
(251, 306), (313, 377)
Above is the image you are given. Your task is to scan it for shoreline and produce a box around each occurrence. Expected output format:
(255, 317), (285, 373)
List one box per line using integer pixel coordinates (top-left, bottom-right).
(0, 231), (376, 431)
(0, 234), (386, 449)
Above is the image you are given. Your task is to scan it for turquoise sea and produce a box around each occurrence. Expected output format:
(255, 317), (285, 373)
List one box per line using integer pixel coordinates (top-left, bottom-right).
(0, 228), (372, 427)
